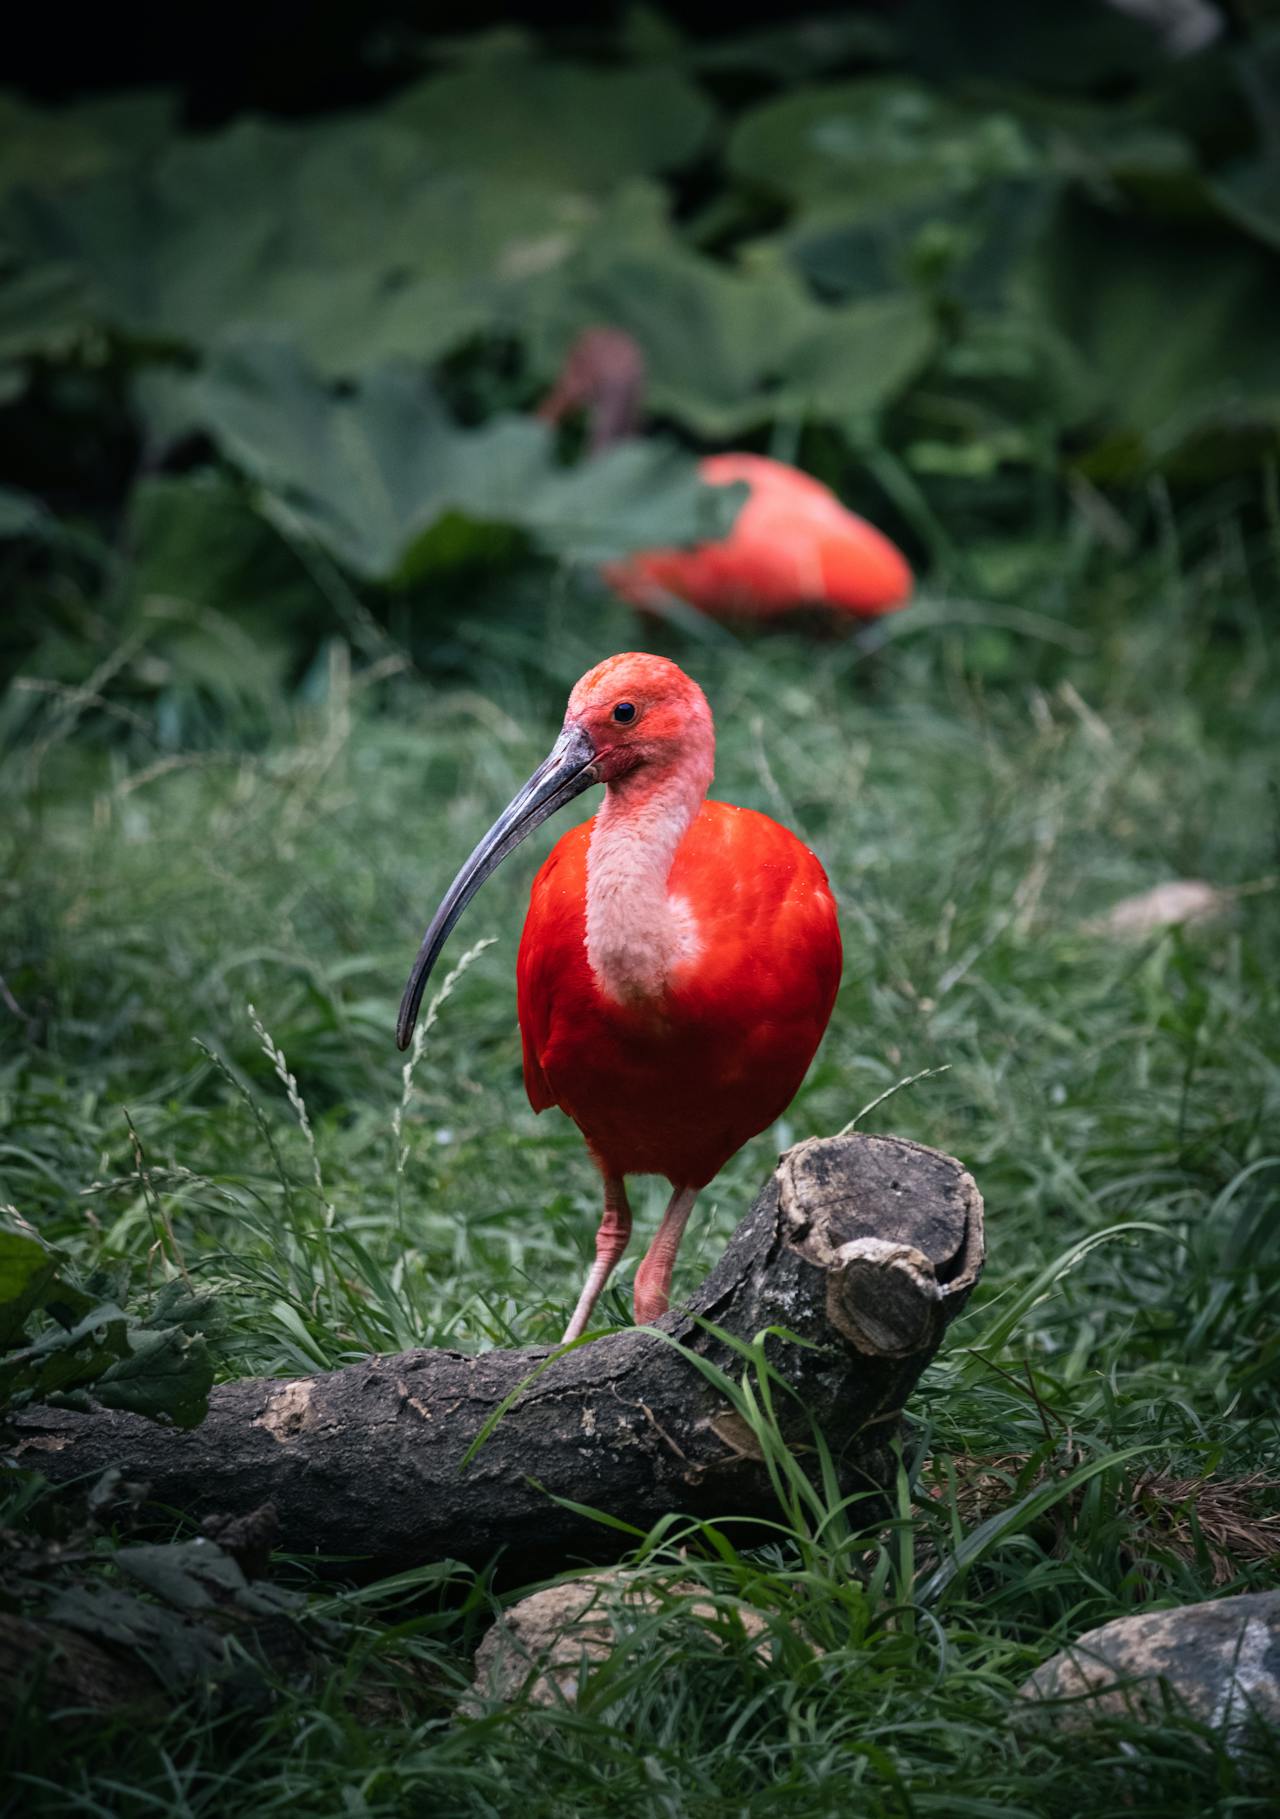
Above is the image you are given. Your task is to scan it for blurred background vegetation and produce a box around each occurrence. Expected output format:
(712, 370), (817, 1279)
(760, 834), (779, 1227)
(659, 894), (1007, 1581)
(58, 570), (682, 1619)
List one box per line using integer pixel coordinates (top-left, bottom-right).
(3, 0), (1279, 724)
(2, 4), (1279, 1813)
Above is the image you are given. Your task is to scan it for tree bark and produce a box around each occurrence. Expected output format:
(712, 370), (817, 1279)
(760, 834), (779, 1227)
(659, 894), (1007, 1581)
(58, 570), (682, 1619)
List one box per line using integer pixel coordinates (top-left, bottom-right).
(14, 1133), (984, 1579)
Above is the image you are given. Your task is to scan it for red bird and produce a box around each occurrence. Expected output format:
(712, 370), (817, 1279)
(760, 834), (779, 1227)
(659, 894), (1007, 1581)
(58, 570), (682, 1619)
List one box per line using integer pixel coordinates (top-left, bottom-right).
(538, 327), (913, 625)
(397, 653), (842, 1341)
(604, 453), (913, 624)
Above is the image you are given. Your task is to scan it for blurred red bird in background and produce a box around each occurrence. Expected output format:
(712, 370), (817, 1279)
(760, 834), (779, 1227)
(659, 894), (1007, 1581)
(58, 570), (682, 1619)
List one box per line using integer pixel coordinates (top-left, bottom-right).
(397, 652), (842, 1341)
(538, 326), (913, 626)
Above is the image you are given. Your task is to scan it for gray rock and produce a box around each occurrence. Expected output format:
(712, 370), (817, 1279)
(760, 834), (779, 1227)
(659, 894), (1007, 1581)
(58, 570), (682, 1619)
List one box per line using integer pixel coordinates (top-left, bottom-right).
(465, 1569), (802, 1714)
(1083, 879), (1229, 939)
(1020, 1591), (1280, 1739)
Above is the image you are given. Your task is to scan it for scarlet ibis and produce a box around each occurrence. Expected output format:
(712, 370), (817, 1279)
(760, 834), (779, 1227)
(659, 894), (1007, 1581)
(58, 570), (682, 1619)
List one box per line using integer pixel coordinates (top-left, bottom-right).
(538, 327), (913, 625)
(397, 652), (842, 1341)
(604, 453), (913, 624)
(536, 325), (646, 458)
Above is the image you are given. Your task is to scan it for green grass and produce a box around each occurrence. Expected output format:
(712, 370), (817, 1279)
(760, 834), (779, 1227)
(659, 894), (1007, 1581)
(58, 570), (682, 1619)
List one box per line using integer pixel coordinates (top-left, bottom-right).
(2, 502), (1279, 1814)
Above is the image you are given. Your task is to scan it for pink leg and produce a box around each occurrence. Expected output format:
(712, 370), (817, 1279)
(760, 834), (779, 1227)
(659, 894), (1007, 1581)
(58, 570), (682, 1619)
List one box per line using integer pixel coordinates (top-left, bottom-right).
(633, 1186), (698, 1327)
(562, 1175), (632, 1343)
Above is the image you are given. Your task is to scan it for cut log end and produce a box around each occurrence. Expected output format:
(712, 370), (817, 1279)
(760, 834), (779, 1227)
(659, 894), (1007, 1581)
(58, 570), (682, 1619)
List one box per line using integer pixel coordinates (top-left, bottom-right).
(779, 1132), (984, 1356)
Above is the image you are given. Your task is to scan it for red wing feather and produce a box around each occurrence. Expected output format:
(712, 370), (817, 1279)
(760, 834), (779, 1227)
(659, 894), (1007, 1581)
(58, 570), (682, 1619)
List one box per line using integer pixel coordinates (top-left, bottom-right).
(516, 820), (593, 1114)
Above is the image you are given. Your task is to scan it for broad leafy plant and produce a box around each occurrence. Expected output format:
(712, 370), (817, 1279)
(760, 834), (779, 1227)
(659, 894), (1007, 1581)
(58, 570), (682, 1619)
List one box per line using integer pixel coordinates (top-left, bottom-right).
(0, 1223), (214, 1428)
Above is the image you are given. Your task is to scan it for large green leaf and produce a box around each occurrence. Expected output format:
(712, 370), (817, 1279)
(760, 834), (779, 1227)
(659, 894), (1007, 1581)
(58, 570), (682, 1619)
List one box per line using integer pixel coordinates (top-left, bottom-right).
(1041, 196), (1280, 475)
(449, 432), (747, 573)
(91, 1325), (214, 1429)
(0, 1227), (64, 1347)
(113, 1537), (303, 1618)
(529, 186), (934, 437)
(0, 1302), (131, 1403)
(4, 115), (595, 373)
(387, 58), (714, 193)
(0, 1219), (216, 1428)
(47, 1584), (228, 1685)
(727, 78), (1039, 213)
(769, 289), (937, 424)
(43, 1536), (307, 1697)
(0, 66), (712, 378)
(175, 338), (743, 581)
(1001, 77), (1280, 256)
(776, 176), (1057, 310)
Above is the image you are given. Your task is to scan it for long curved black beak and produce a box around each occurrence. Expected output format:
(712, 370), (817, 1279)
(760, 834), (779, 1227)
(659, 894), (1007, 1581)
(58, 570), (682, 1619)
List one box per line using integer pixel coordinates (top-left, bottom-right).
(396, 722), (600, 1050)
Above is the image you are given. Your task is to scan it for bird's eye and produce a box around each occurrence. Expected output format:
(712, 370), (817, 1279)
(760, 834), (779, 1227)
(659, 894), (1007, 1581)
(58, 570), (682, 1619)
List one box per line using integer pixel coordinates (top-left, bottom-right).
(612, 702), (637, 725)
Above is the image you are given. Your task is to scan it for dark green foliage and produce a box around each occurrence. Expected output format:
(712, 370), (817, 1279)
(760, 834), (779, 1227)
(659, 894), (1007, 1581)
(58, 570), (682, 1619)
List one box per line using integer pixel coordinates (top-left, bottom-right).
(2, 1480), (332, 1727)
(163, 338), (744, 579)
(2, 8), (1278, 628)
(0, 1227), (215, 1426)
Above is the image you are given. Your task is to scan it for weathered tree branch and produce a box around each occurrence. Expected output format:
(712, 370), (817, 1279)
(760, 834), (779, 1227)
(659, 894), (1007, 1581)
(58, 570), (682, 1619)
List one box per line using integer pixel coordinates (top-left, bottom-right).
(15, 1133), (984, 1578)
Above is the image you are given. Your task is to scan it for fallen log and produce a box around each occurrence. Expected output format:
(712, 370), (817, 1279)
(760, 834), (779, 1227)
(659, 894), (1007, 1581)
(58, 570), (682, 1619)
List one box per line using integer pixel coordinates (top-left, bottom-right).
(14, 1132), (984, 1578)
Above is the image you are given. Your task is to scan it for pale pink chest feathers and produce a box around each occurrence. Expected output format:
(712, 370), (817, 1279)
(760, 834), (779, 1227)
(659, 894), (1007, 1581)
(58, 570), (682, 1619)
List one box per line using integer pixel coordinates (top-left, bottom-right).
(584, 773), (705, 1004)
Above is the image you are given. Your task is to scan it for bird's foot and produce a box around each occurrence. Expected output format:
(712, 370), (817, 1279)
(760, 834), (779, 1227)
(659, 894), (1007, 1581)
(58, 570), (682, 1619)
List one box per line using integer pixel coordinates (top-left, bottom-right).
(632, 1282), (670, 1326)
